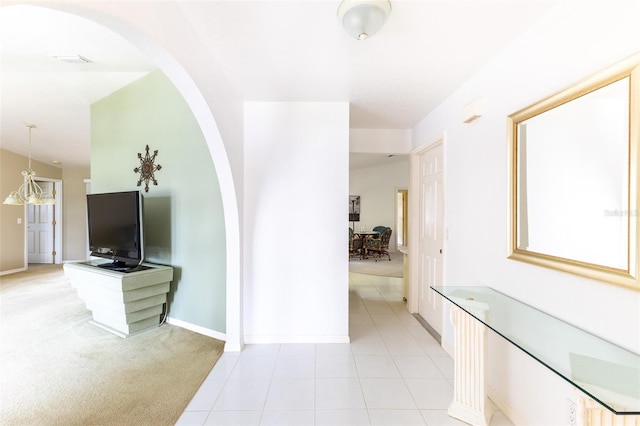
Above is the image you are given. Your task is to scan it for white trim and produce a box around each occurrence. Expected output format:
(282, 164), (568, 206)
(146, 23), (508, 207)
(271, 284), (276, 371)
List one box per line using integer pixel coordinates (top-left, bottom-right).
(408, 132), (447, 315)
(84, 179), (91, 259)
(53, 180), (62, 264)
(21, 203), (27, 268)
(244, 335), (351, 345)
(0, 267), (27, 276)
(441, 339), (454, 359)
(29, 177), (63, 265)
(166, 316), (228, 343)
(48, 178), (63, 264)
(394, 187), (408, 250)
(487, 385), (526, 426)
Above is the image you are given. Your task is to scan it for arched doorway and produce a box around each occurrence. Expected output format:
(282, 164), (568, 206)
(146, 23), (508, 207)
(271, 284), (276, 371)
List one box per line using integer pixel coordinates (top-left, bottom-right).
(1, 1), (242, 350)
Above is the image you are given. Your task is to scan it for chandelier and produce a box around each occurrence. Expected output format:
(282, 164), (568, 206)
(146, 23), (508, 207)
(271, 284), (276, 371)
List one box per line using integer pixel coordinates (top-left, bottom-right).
(3, 124), (56, 206)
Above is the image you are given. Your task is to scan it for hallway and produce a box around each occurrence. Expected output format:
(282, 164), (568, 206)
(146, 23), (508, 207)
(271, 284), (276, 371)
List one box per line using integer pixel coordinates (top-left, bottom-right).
(177, 273), (511, 425)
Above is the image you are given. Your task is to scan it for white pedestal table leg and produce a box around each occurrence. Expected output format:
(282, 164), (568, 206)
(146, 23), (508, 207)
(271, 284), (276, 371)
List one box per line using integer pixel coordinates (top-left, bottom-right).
(576, 393), (640, 426)
(448, 305), (494, 426)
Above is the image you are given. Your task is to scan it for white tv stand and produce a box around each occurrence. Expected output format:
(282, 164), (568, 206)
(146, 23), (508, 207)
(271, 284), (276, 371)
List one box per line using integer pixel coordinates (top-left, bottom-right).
(64, 260), (173, 337)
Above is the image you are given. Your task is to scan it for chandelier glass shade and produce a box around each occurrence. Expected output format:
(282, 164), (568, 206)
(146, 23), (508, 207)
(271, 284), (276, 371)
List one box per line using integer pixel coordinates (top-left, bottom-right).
(2, 124), (56, 206)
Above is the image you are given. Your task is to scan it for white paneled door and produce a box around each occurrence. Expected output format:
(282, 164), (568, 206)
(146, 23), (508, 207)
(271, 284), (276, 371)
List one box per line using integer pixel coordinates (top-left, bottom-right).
(27, 182), (55, 264)
(417, 142), (444, 335)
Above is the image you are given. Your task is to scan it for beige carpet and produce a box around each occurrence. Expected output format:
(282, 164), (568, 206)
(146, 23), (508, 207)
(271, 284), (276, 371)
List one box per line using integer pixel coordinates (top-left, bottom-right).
(0, 264), (224, 426)
(348, 251), (404, 278)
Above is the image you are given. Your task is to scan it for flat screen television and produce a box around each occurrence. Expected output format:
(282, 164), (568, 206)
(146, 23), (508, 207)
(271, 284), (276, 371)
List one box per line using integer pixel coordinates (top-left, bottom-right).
(86, 190), (144, 272)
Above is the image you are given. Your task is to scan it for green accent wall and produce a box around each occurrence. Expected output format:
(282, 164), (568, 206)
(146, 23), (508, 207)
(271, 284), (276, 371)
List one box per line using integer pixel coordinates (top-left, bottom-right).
(91, 70), (226, 332)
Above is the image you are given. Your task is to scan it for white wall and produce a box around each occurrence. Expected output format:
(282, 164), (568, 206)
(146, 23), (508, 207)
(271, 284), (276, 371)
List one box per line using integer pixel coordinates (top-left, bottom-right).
(62, 167), (90, 262)
(244, 102), (350, 343)
(350, 160), (409, 252)
(412, 1), (640, 424)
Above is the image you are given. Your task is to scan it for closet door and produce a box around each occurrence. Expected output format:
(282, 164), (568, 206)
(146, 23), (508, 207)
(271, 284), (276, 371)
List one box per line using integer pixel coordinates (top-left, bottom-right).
(417, 142), (444, 335)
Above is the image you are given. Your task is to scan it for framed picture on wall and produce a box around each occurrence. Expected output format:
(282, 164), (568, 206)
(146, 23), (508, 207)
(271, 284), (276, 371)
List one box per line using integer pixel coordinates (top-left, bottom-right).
(349, 195), (360, 222)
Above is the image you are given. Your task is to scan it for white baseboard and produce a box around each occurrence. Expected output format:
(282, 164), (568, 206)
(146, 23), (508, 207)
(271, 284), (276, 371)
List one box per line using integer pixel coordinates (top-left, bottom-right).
(244, 335), (351, 344)
(166, 316), (227, 342)
(487, 385), (526, 426)
(165, 319), (351, 350)
(441, 340), (454, 358)
(0, 267), (27, 276)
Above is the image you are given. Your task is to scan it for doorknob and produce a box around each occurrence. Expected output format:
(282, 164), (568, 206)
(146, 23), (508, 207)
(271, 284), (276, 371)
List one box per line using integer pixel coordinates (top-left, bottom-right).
(439, 249), (443, 254)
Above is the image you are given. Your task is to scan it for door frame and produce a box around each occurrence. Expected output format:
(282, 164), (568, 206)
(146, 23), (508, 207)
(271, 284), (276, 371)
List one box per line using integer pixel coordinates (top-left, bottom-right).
(395, 188), (408, 249)
(408, 132), (446, 314)
(23, 178), (63, 265)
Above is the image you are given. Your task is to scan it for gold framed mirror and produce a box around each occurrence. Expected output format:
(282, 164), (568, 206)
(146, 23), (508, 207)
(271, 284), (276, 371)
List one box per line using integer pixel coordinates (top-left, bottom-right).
(508, 53), (640, 291)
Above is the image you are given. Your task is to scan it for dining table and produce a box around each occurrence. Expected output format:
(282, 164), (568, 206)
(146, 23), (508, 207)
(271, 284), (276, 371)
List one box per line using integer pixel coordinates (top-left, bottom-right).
(354, 231), (379, 259)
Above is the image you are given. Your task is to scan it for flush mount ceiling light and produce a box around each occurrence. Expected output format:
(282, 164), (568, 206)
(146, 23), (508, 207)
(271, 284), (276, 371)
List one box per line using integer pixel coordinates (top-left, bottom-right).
(337, 0), (391, 41)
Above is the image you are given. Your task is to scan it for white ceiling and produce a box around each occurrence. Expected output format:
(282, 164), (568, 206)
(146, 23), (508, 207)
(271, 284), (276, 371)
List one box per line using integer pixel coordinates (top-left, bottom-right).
(0, 1), (558, 169)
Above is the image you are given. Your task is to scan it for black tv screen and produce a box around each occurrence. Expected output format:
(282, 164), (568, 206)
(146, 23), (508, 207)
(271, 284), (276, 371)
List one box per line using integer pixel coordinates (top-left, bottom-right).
(87, 191), (144, 271)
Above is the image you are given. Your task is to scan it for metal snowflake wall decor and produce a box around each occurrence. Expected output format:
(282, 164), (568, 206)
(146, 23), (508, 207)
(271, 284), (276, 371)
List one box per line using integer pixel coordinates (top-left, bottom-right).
(134, 145), (162, 192)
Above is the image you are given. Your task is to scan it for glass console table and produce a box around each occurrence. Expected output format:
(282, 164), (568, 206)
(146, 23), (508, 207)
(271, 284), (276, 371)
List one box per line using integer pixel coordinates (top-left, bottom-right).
(431, 286), (640, 425)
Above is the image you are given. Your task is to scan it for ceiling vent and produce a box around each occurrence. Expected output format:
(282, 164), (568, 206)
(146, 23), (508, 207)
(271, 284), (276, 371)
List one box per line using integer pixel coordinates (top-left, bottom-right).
(53, 55), (92, 64)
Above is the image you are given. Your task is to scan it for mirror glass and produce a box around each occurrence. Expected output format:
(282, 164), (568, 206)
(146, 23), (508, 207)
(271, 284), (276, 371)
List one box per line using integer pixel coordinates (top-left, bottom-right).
(517, 78), (629, 269)
(508, 55), (639, 290)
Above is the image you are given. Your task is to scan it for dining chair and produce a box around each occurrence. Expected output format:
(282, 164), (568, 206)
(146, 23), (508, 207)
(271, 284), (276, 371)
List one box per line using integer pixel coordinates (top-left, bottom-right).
(363, 228), (392, 261)
(349, 228), (364, 260)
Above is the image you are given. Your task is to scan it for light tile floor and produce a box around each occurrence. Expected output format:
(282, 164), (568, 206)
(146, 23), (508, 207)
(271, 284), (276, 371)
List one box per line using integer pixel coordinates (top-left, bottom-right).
(176, 273), (513, 426)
